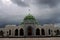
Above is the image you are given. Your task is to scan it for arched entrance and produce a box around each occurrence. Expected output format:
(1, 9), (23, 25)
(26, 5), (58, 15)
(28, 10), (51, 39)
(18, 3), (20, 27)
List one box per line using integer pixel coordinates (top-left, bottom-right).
(27, 26), (32, 36)
(36, 28), (40, 35)
(41, 29), (45, 35)
(15, 29), (18, 36)
(20, 28), (24, 36)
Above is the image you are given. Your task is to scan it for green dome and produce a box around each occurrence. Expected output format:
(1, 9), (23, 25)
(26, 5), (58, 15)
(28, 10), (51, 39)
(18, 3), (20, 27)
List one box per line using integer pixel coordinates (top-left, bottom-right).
(24, 14), (36, 20)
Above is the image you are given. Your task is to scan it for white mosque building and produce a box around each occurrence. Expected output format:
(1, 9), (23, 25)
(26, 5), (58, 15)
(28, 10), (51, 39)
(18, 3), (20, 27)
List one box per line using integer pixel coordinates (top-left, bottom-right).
(0, 14), (60, 37)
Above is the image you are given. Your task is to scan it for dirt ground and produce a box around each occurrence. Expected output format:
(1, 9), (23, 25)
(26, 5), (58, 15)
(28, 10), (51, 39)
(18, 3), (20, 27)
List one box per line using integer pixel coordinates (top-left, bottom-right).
(0, 37), (60, 40)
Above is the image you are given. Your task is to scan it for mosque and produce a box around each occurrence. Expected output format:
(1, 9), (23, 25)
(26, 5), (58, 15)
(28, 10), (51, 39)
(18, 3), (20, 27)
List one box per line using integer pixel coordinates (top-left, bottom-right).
(0, 13), (60, 37)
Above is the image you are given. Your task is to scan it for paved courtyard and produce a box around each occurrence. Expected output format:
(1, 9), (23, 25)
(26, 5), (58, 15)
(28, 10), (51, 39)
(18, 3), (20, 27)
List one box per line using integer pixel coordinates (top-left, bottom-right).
(0, 37), (60, 40)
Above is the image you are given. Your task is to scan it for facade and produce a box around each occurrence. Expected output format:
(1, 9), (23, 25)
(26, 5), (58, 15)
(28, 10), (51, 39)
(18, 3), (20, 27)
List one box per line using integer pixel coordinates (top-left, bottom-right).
(0, 14), (60, 37)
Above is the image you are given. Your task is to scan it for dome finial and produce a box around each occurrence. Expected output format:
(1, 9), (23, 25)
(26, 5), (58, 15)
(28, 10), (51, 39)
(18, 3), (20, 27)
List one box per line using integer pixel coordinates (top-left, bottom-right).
(29, 8), (30, 12)
(28, 8), (31, 14)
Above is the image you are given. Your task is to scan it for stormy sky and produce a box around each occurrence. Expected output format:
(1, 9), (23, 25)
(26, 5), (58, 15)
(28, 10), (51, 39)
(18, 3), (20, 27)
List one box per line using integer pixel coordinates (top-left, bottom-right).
(0, 0), (60, 27)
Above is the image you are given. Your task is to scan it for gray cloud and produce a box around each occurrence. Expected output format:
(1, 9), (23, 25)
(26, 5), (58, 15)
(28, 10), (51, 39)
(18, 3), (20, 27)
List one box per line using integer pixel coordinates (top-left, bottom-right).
(0, 0), (60, 27)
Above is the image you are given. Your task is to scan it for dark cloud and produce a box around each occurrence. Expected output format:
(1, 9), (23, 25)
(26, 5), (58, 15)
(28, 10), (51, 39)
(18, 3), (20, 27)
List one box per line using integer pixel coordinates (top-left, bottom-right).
(11, 0), (29, 7)
(34, 0), (60, 7)
(11, 0), (60, 7)
(37, 9), (60, 25)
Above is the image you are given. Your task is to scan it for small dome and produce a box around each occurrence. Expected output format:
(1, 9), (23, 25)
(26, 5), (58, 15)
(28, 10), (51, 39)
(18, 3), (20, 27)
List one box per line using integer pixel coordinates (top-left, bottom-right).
(24, 14), (36, 20)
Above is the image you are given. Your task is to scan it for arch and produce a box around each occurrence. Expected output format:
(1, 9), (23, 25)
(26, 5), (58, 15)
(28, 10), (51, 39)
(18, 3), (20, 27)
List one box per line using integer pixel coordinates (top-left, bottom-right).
(20, 28), (24, 36)
(0, 30), (4, 36)
(27, 26), (32, 36)
(36, 28), (40, 35)
(9, 30), (11, 35)
(15, 29), (18, 36)
(41, 29), (45, 35)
